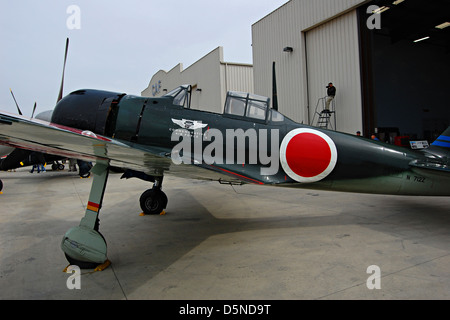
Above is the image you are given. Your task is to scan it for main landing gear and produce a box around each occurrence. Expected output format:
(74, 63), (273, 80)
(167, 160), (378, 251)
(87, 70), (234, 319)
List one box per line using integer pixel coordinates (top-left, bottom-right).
(139, 176), (168, 215)
(61, 166), (168, 269)
(120, 169), (168, 216)
(61, 162), (110, 270)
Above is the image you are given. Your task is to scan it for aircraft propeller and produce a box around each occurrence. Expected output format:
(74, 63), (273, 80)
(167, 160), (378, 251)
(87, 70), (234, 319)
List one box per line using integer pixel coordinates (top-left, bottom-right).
(31, 102), (37, 118)
(9, 88), (23, 116)
(9, 37), (69, 118)
(10, 88), (38, 119)
(1, 38), (73, 193)
(57, 38), (69, 103)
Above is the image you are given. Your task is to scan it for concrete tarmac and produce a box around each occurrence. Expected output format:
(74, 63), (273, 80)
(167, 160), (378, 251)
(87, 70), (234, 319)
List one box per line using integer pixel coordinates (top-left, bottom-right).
(0, 167), (449, 300)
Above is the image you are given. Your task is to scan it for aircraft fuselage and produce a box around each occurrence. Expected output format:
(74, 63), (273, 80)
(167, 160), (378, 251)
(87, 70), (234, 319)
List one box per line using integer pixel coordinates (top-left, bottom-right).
(51, 87), (450, 196)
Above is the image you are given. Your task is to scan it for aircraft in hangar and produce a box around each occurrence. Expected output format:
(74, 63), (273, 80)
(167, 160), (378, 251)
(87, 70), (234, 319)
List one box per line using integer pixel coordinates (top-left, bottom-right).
(0, 82), (449, 269)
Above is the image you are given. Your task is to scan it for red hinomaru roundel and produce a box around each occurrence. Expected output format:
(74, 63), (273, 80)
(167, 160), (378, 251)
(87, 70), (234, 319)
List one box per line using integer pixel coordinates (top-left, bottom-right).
(280, 128), (338, 183)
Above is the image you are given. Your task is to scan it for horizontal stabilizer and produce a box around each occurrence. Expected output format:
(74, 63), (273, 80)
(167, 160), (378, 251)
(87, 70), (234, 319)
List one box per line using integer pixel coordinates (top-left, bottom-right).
(409, 159), (450, 173)
(418, 126), (450, 160)
(413, 126), (450, 173)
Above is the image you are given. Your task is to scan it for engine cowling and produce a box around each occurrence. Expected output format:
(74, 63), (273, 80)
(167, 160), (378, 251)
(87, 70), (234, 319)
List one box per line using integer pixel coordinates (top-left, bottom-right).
(51, 89), (125, 137)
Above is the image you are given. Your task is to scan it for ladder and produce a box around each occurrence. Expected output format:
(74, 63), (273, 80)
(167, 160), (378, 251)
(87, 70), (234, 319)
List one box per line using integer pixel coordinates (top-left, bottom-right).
(317, 110), (334, 129)
(312, 97), (336, 130)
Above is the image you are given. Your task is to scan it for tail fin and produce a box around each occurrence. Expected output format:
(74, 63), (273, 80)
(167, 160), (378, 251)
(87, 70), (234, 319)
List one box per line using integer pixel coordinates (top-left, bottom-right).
(411, 127), (450, 173)
(431, 127), (450, 149)
(425, 126), (450, 159)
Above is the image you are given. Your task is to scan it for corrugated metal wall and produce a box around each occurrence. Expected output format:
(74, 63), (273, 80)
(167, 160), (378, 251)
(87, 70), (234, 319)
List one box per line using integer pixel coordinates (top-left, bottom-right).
(220, 62), (254, 108)
(252, 0), (308, 123)
(252, 0), (368, 133)
(306, 10), (362, 133)
(142, 47), (253, 114)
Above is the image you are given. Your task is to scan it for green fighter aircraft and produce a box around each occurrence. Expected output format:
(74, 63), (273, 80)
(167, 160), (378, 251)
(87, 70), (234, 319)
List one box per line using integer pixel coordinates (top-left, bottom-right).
(1, 84), (449, 269)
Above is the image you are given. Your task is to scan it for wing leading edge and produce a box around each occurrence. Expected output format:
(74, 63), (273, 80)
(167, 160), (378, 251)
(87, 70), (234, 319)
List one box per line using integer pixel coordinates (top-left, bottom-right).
(0, 111), (252, 183)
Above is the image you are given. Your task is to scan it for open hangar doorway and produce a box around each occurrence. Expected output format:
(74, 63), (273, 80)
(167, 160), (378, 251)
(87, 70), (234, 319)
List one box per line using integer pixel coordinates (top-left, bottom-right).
(358, 0), (450, 145)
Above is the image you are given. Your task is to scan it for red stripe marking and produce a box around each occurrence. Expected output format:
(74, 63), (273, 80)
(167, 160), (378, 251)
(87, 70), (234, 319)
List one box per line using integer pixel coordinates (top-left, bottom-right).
(88, 201), (100, 209)
(210, 165), (264, 185)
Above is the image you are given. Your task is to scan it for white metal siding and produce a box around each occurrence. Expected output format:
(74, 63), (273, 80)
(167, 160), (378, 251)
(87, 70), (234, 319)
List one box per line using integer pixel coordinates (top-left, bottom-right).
(142, 47), (253, 114)
(306, 10), (362, 133)
(252, 0), (367, 132)
(221, 63), (254, 93)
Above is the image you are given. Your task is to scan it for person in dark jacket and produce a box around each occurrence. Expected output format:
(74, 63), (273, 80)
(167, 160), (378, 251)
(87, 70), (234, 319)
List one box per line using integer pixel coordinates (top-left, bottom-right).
(324, 82), (336, 112)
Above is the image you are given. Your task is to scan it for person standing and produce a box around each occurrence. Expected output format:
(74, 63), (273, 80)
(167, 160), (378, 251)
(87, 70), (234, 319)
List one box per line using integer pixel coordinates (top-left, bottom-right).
(37, 163), (46, 173)
(69, 158), (77, 172)
(324, 82), (336, 112)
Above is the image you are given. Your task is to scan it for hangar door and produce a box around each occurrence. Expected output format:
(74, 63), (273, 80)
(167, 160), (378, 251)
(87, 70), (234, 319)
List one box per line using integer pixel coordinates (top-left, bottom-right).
(305, 10), (363, 135)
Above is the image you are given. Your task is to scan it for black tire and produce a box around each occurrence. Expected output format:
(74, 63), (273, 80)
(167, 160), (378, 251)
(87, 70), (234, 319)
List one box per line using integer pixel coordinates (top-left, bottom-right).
(80, 172), (90, 178)
(58, 164), (65, 170)
(0, 179), (3, 192)
(139, 189), (167, 215)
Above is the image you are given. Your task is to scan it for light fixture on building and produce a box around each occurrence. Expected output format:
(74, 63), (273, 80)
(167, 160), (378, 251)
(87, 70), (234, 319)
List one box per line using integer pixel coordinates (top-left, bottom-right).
(372, 6), (390, 14)
(436, 22), (450, 29)
(283, 47), (293, 53)
(196, 88), (202, 92)
(392, 0), (405, 5)
(414, 36), (430, 43)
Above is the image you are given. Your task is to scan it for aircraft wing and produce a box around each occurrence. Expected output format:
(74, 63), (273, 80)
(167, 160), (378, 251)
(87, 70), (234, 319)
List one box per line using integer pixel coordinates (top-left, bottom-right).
(0, 111), (247, 183)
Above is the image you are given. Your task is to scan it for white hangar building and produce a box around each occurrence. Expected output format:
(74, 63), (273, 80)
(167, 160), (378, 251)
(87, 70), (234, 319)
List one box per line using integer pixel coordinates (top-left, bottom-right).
(142, 47), (253, 115)
(143, 0), (450, 141)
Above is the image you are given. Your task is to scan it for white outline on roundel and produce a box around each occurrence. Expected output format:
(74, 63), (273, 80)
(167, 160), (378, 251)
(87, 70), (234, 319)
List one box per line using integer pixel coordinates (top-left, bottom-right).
(280, 128), (338, 183)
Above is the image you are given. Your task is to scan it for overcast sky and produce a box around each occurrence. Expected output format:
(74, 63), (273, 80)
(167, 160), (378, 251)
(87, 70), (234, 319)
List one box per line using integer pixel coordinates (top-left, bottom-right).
(0, 0), (288, 116)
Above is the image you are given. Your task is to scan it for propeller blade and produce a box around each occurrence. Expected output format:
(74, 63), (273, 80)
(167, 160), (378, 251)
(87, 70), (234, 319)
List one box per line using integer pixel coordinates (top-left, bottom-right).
(31, 102), (37, 118)
(9, 88), (23, 115)
(57, 38), (69, 103)
(272, 61), (278, 111)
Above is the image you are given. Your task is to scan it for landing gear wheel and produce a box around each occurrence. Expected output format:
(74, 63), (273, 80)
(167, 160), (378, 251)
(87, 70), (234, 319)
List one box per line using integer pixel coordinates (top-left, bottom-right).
(139, 189), (168, 215)
(62, 228), (107, 269)
(80, 172), (91, 178)
(58, 164), (65, 170)
(0, 179), (3, 192)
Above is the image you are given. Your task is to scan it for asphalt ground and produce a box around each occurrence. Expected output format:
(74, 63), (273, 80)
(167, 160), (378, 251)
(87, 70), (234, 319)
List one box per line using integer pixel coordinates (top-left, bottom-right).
(0, 167), (449, 300)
